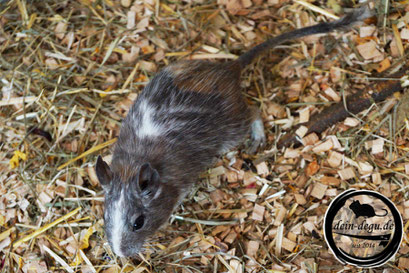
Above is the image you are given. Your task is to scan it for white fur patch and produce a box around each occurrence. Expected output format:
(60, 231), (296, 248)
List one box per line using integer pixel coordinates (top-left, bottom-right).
(251, 119), (265, 140)
(138, 101), (163, 137)
(111, 190), (125, 257)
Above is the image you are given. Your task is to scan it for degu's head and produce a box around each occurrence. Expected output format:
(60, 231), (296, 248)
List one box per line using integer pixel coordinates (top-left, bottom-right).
(95, 156), (176, 257)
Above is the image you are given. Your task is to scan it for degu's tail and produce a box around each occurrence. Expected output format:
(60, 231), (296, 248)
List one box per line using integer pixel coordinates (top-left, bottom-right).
(375, 209), (388, 217)
(237, 6), (372, 68)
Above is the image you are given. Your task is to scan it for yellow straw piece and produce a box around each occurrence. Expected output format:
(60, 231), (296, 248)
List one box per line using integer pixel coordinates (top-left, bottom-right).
(0, 227), (15, 242)
(13, 207), (81, 248)
(16, 0), (28, 22)
(104, 47), (127, 55)
(87, 4), (107, 25)
(160, 3), (175, 14)
(121, 63), (139, 92)
(392, 24), (404, 57)
(27, 13), (37, 29)
(80, 226), (95, 249)
(380, 167), (405, 174)
(165, 52), (190, 57)
(294, 0), (339, 20)
(57, 138), (117, 170)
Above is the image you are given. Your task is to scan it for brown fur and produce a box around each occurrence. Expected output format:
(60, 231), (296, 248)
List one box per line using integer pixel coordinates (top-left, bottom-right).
(168, 60), (241, 94)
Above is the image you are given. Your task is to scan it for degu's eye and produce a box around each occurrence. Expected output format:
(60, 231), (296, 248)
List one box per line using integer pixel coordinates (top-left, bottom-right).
(139, 179), (148, 192)
(133, 215), (145, 231)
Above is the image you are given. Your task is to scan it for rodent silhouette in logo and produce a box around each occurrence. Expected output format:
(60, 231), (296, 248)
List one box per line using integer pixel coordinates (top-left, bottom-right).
(349, 200), (388, 218)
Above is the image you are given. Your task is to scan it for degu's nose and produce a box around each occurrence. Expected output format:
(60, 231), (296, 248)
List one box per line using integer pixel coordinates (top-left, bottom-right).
(110, 239), (140, 258)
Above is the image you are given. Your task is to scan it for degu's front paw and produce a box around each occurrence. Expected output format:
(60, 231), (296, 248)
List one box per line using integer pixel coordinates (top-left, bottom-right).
(245, 119), (266, 154)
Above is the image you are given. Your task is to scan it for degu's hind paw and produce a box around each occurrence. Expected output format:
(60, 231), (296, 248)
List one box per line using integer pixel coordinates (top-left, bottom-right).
(245, 135), (266, 154)
(245, 119), (266, 154)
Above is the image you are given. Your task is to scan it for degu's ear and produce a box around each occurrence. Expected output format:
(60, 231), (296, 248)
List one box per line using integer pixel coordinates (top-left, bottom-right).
(137, 162), (160, 196)
(95, 156), (113, 191)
